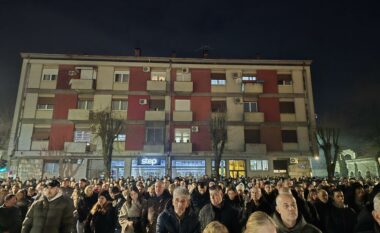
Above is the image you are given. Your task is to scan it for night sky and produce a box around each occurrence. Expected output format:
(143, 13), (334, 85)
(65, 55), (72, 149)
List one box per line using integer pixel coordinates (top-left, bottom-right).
(1, 0), (379, 152)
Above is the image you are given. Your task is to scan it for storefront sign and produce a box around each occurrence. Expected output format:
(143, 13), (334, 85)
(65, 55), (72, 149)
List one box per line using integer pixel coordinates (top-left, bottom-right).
(137, 157), (161, 166)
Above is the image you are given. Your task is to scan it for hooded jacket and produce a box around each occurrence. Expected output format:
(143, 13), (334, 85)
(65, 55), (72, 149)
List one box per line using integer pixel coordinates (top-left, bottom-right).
(156, 206), (200, 233)
(272, 212), (322, 233)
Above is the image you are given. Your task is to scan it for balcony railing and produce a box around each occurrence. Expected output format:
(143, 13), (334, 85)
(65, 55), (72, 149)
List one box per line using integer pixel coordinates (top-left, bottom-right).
(68, 109), (90, 120)
(70, 79), (94, 90)
(172, 142), (192, 153)
(243, 83), (263, 94)
(145, 110), (165, 121)
(144, 144), (165, 153)
(147, 80), (167, 92)
(245, 143), (267, 154)
(244, 112), (264, 122)
(174, 81), (193, 93)
(173, 111), (193, 121)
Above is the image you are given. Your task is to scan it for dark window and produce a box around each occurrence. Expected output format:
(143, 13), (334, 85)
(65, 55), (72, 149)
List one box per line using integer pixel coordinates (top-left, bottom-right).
(279, 102), (295, 113)
(281, 130), (298, 143)
(149, 99), (165, 111)
(211, 101), (226, 112)
(32, 128), (50, 141)
(146, 128), (164, 144)
(273, 160), (288, 173)
(211, 73), (226, 80)
(277, 74), (292, 85)
(244, 129), (260, 143)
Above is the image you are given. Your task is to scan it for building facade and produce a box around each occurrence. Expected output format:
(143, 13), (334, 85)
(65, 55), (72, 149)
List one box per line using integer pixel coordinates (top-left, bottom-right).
(8, 53), (317, 180)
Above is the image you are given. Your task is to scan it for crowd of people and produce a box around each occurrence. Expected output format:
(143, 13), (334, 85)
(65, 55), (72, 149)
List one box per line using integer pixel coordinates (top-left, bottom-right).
(0, 175), (380, 233)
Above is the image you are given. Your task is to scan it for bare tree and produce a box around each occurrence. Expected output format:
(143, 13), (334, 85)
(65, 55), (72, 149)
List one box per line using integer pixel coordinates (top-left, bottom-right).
(209, 113), (227, 179)
(315, 127), (340, 180)
(90, 110), (124, 179)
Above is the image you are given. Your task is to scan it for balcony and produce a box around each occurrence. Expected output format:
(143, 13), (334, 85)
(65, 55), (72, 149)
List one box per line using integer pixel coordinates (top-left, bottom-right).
(70, 79), (94, 90)
(111, 111), (128, 120)
(245, 143), (267, 154)
(35, 110), (53, 119)
(68, 109), (89, 120)
(173, 111), (193, 121)
(64, 142), (87, 153)
(113, 142), (125, 151)
(31, 141), (49, 150)
(244, 112), (264, 122)
(174, 81), (193, 93)
(243, 83), (263, 94)
(147, 80), (167, 92)
(278, 85), (294, 93)
(280, 113), (296, 122)
(145, 110), (165, 121)
(144, 144), (165, 153)
(172, 142), (192, 154)
(283, 143), (299, 151)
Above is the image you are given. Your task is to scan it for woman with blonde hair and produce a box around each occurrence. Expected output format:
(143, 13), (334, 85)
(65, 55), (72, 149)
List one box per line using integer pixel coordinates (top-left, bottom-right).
(245, 211), (277, 233)
(203, 221), (229, 233)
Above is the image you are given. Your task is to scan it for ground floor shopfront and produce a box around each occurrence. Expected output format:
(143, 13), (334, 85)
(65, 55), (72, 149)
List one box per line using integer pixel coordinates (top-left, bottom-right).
(10, 154), (313, 181)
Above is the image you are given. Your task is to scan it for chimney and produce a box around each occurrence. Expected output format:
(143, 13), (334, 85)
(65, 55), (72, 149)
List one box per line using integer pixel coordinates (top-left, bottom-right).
(202, 47), (209, 58)
(134, 48), (141, 57)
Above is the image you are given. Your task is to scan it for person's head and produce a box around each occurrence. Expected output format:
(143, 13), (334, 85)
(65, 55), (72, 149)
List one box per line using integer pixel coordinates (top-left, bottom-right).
(84, 185), (94, 197)
(264, 183), (272, 194)
(236, 183), (245, 196)
(307, 189), (318, 202)
(147, 185), (155, 197)
(155, 180), (165, 197)
(63, 178), (70, 187)
(371, 193), (380, 225)
(226, 187), (237, 200)
(209, 185), (224, 207)
(354, 183), (365, 201)
(245, 211), (277, 233)
(250, 187), (262, 201)
(129, 186), (140, 201)
(317, 189), (329, 203)
(197, 182), (207, 195)
(110, 186), (120, 199)
(332, 189), (345, 208)
(98, 190), (111, 206)
(168, 183), (176, 196)
(203, 221), (229, 233)
(276, 194), (298, 228)
(11, 184), (20, 194)
(15, 190), (25, 201)
(45, 179), (60, 199)
(3, 194), (17, 207)
(172, 187), (190, 217)
(79, 179), (87, 189)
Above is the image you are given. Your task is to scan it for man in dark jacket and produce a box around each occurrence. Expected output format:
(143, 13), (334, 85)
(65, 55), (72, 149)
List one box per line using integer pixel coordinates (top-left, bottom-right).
(157, 187), (200, 233)
(199, 185), (241, 233)
(21, 179), (74, 233)
(191, 182), (210, 215)
(111, 186), (125, 233)
(244, 186), (272, 225)
(355, 193), (380, 233)
(0, 194), (22, 233)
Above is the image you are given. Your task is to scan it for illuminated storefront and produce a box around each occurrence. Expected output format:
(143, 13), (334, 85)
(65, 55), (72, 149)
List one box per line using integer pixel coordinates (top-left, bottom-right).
(171, 159), (206, 178)
(131, 157), (166, 177)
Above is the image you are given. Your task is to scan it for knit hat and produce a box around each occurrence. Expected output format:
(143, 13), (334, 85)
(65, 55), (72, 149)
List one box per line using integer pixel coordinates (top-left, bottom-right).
(98, 190), (112, 201)
(46, 179), (60, 188)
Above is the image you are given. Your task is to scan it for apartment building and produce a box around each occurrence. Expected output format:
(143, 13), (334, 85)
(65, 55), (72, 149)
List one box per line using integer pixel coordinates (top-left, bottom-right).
(8, 53), (317, 180)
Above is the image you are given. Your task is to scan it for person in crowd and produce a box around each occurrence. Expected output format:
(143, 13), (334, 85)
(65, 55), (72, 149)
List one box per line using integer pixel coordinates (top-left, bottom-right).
(157, 187), (200, 233)
(191, 181), (210, 215)
(119, 186), (145, 233)
(61, 178), (74, 198)
(347, 183), (367, 213)
(76, 185), (98, 233)
(85, 190), (116, 233)
(202, 221), (229, 233)
(244, 186), (272, 225)
(272, 193), (321, 233)
(199, 185), (241, 233)
(21, 179), (74, 233)
(15, 189), (29, 221)
(325, 189), (357, 233)
(245, 211), (277, 233)
(314, 189), (329, 231)
(355, 192), (380, 233)
(0, 194), (22, 233)
(306, 188), (322, 230)
(225, 186), (244, 210)
(111, 186), (126, 233)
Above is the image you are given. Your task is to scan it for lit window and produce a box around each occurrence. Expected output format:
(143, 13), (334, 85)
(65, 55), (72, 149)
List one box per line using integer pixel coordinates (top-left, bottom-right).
(175, 128), (191, 143)
(211, 73), (226, 85)
(114, 71), (130, 83)
(41, 69), (58, 81)
(74, 131), (91, 143)
(242, 76), (257, 82)
(112, 100), (128, 111)
(151, 72), (166, 81)
(244, 102), (258, 112)
(78, 100), (93, 110)
(250, 160), (269, 171)
(115, 134), (126, 142)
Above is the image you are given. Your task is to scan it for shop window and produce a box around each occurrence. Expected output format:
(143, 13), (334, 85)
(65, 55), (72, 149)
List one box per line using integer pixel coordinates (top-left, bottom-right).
(42, 68), (58, 81)
(112, 100), (128, 111)
(78, 99), (93, 110)
(280, 102), (295, 113)
(211, 101), (226, 112)
(278, 74), (292, 85)
(172, 160), (206, 178)
(36, 97), (54, 110)
(273, 160), (288, 174)
(228, 160), (246, 178)
(211, 73), (226, 85)
(131, 158), (166, 177)
(151, 72), (166, 81)
(244, 102), (258, 112)
(114, 71), (129, 83)
(74, 131), (91, 143)
(281, 130), (298, 143)
(149, 99), (165, 111)
(212, 160), (226, 177)
(175, 128), (191, 143)
(250, 160), (269, 171)
(244, 129), (260, 143)
(146, 128), (164, 144)
(175, 99), (190, 111)
(32, 128), (50, 141)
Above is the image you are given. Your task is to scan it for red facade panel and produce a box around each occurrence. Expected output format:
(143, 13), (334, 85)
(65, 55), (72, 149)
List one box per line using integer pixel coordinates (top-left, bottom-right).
(191, 96), (211, 121)
(127, 95), (150, 120)
(261, 126), (282, 151)
(192, 125), (211, 151)
(53, 93), (78, 119)
(129, 67), (150, 91)
(256, 70), (278, 93)
(191, 69), (211, 93)
(49, 123), (74, 150)
(57, 65), (80, 89)
(258, 97), (280, 122)
(125, 124), (145, 150)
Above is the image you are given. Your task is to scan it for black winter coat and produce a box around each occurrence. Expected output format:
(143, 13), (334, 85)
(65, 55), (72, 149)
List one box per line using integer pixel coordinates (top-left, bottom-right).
(190, 190), (210, 215)
(156, 207), (200, 233)
(325, 204), (357, 233)
(85, 202), (117, 233)
(244, 198), (272, 224)
(0, 205), (22, 233)
(77, 193), (98, 222)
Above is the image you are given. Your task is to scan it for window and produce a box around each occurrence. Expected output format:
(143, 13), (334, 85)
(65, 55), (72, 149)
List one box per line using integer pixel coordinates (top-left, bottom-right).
(175, 128), (191, 143)
(242, 75), (257, 83)
(32, 128), (50, 141)
(77, 67), (96, 80)
(273, 160), (288, 174)
(151, 72), (166, 81)
(149, 99), (165, 111)
(42, 69), (58, 81)
(250, 160), (269, 171)
(115, 134), (126, 142)
(74, 131), (91, 143)
(114, 71), (130, 83)
(211, 101), (226, 112)
(279, 102), (295, 113)
(44, 161), (59, 173)
(211, 73), (226, 85)
(244, 129), (260, 143)
(36, 97), (54, 110)
(175, 99), (190, 111)
(244, 102), (258, 112)
(78, 99), (93, 110)
(146, 128), (164, 144)
(176, 72), (191, 82)
(281, 130), (298, 143)
(278, 74), (292, 85)
(112, 100), (128, 111)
